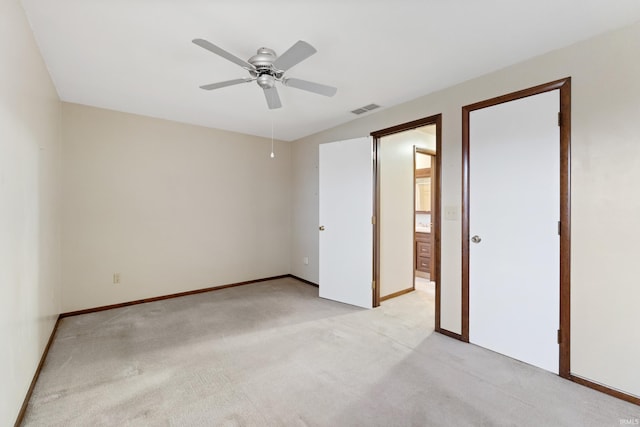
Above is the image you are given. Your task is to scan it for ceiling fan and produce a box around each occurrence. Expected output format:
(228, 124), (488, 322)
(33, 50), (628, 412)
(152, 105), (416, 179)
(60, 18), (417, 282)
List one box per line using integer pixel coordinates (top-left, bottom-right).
(192, 39), (337, 109)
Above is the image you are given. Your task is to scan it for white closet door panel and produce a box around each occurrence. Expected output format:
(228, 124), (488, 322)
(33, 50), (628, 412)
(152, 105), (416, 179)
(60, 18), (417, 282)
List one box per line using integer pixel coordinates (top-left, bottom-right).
(469, 90), (560, 373)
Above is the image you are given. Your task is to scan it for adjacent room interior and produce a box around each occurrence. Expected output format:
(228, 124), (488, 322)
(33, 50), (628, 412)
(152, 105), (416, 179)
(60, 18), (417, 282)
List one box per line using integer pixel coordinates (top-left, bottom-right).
(3, 0), (640, 425)
(379, 124), (438, 303)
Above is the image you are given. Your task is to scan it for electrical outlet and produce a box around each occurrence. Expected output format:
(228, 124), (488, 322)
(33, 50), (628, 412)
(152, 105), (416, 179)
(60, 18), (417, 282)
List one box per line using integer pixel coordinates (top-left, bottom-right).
(303, 257), (309, 265)
(113, 273), (120, 284)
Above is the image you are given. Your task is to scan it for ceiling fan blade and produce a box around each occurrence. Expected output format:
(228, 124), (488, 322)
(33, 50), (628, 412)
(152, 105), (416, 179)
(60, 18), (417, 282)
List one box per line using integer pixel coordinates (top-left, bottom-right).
(199, 78), (253, 91)
(263, 87), (282, 109)
(273, 40), (317, 71)
(283, 78), (337, 97)
(192, 39), (254, 70)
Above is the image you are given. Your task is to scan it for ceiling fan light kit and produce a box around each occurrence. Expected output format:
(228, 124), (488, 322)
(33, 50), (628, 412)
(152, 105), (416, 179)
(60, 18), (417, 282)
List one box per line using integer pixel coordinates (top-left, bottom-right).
(193, 39), (337, 109)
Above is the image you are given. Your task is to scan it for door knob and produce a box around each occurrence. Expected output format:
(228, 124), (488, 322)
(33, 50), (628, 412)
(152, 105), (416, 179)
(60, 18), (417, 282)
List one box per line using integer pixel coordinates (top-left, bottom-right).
(319, 226), (325, 231)
(471, 235), (482, 243)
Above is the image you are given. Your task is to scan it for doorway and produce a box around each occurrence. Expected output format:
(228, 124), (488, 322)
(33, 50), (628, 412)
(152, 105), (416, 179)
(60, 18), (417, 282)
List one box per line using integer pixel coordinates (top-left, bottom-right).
(371, 114), (442, 330)
(461, 78), (571, 376)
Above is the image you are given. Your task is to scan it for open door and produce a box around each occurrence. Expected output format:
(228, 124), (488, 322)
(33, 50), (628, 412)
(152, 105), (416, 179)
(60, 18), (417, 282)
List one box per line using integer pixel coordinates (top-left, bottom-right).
(319, 137), (373, 309)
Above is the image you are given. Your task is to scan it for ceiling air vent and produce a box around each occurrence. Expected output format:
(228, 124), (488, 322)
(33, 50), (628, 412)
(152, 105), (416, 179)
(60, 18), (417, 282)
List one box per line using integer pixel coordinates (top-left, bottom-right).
(351, 103), (380, 115)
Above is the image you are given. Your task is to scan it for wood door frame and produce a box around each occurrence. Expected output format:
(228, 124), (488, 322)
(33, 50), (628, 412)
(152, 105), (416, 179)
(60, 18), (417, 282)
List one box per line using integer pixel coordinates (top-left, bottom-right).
(371, 114), (442, 331)
(461, 77), (571, 378)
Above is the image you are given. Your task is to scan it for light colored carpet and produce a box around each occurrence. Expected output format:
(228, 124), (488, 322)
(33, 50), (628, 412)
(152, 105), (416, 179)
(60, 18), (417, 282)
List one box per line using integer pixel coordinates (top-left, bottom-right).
(22, 277), (639, 426)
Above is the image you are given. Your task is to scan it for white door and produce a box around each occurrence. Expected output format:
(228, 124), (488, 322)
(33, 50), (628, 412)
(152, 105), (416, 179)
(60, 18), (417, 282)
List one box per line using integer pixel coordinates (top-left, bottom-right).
(319, 137), (373, 309)
(469, 90), (560, 373)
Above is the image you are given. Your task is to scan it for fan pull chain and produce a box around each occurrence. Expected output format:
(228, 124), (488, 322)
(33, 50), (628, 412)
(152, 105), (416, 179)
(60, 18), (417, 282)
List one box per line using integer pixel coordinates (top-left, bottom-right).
(270, 117), (275, 159)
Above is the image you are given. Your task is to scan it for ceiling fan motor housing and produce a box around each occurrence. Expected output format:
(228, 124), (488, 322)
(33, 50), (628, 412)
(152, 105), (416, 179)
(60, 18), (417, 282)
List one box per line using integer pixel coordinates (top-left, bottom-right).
(249, 47), (283, 88)
(248, 47), (276, 68)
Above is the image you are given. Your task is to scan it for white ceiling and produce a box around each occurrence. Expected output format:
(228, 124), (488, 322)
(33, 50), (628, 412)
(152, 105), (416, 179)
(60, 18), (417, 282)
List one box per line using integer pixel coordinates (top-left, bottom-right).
(21, 0), (640, 141)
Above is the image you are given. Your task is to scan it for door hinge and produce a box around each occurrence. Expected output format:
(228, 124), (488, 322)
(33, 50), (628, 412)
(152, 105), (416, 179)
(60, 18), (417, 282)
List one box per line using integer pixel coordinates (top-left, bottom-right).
(558, 112), (562, 126)
(558, 221), (561, 236)
(372, 280), (376, 290)
(557, 329), (562, 344)
(371, 216), (376, 225)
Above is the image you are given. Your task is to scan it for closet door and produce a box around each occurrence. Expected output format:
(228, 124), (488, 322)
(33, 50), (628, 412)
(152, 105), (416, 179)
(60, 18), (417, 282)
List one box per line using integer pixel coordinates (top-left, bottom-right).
(468, 90), (560, 373)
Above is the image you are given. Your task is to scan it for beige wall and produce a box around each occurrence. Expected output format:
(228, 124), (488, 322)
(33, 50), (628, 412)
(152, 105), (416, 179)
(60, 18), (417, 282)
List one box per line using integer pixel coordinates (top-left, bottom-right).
(0, 0), (62, 424)
(379, 130), (435, 298)
(291, 22), (640, 397)
(61, 103), (291, 312)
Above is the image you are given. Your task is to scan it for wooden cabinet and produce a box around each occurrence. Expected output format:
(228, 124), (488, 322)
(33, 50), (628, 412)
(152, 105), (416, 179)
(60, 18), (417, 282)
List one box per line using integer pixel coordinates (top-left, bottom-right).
(415, 232), (431, 273)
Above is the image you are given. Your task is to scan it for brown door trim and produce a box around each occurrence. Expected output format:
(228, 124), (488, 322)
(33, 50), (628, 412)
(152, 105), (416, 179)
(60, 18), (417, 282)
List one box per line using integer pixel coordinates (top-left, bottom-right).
(413, 148), (417, 292)
(461, 77), (571, 378)
(371, 114), (442, 332)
